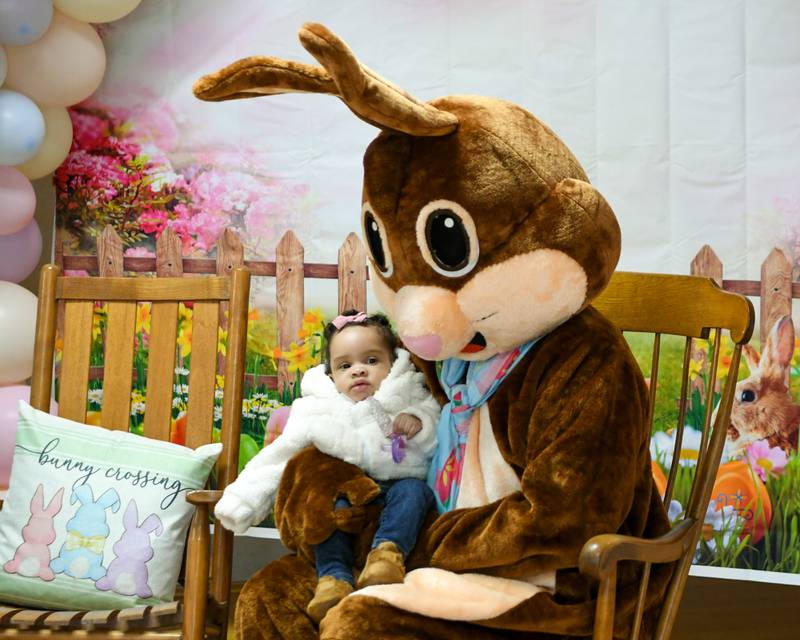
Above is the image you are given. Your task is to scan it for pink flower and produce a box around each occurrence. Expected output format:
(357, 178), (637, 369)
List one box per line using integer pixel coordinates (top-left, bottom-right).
(137, 208), (169, 235)
(124, 246), (156, 258)
(745, 439), (788, 482)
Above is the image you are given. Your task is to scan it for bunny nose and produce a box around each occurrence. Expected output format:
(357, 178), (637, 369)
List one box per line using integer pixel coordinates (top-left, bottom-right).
(401, 334), (443, 360)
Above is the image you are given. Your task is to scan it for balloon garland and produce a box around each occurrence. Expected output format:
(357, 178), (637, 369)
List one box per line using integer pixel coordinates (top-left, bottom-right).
(0, 0), (142, 487)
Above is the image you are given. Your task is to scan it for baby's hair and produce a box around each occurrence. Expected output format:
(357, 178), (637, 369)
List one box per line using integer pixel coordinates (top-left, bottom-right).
(323, 309), (398, 374)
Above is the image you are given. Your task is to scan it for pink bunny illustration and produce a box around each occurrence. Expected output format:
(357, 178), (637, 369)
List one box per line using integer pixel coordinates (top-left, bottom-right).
(3, 485), (64, 581)
(728, 315), (800, 455)
(95, 499), (163, 598)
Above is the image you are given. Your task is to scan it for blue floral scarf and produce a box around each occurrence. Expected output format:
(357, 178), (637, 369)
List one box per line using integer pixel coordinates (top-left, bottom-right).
(427, 339), (539, 513)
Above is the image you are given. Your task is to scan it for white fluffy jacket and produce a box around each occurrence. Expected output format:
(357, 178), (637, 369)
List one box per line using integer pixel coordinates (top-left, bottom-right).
(214, 349), (441, 534)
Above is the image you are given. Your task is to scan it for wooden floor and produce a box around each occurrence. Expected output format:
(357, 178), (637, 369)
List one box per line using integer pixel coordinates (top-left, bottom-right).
(671, 576), (798, 639)
(227, 575), (798, 638)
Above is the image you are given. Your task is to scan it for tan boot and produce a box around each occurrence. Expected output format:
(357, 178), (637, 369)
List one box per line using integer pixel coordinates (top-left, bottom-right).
(356, 541), (405, 588)
(306, 576), (353, 624)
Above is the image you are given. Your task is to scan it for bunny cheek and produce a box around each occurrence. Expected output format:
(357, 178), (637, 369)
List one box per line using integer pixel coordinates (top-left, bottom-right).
(457, 249), (587, 358)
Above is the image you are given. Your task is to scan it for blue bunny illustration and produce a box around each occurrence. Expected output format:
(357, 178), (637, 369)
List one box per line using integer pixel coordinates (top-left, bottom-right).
(50, 485), (120, 581)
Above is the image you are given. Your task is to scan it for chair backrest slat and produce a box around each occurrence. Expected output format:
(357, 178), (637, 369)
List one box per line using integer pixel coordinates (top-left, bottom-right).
(696, 328), (721, 470)
(185, 301), (220, 448)
(647, 333), (661, 430)
(100, 300), (137, 430)
(143, 302), (179, 441)
(57, 277), (231, 301)
(59, 300), (94, 423)
(630, 561), (651, 640)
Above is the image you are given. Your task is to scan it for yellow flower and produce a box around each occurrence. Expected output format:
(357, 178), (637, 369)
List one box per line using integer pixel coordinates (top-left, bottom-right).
(218, 327), (227, 357)
(216, 375), (225, 390)
(688, 357), (703, 381)
(298, 308), (324, 340)
(247, 315), (279, 359)
(91, 304), (108, 342)
(178, 302), (192, 326)
(177, 323), (192, 358)
(136, 302), (151, 335)
(283, 340), (318, 374)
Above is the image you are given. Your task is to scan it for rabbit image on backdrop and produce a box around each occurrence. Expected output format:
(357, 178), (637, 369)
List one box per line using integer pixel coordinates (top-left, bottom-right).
(95, 499), (163, 598)
(50, 485), (120, 581)
(3, 485), (64, 582)
(728, 314), (800, 456)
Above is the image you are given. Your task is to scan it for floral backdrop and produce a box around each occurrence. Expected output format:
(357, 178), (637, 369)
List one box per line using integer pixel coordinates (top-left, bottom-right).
(51, 0), (800, 582)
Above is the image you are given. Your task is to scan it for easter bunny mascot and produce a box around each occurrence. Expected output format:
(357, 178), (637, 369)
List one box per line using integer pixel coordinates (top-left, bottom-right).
(195, 23), (671, 640)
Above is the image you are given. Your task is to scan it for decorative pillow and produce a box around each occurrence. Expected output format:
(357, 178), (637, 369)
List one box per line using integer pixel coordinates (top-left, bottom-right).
(0, 401), (222, 610)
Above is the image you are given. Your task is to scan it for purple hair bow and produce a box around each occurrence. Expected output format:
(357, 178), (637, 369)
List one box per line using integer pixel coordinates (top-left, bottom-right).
(331, 311), (367, 329)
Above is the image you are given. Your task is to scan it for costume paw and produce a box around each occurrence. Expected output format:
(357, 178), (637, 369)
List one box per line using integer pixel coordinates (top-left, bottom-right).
(340, 476), (381, 507)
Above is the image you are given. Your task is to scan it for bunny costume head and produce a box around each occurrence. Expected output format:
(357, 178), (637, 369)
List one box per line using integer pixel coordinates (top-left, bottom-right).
(195, 23), (669, 640)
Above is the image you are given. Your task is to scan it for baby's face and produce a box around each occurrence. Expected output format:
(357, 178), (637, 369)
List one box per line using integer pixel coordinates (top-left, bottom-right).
(329, 325), (393, 402)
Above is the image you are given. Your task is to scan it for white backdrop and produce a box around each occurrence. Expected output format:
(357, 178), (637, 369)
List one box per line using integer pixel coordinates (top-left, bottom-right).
(93, 0), (800, 286)
(67, 0), (800, 585)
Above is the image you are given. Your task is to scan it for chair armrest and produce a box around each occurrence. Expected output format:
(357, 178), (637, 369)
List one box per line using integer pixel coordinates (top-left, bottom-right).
(186, 489), (223, 506)
(579, 519), (698, 580)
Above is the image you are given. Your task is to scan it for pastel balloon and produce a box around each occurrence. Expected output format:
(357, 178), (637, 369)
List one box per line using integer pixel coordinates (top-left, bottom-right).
(4, 11), (106, 107)
(0, 166), (35, 235)
(54, 0), (142, 24)
(0, 281), (38, 385)
(15, 106), (73, 180)
(0, 45), (6, 86)
(0, 0), (53, 46)
(0, 385), (57, 488)
(0, 89), (45, 165)
(0, 218), (42, 283)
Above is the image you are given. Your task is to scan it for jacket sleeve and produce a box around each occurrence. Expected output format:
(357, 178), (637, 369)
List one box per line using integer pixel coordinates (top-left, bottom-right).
(216, 409), (312, 530)
(416, 332), (656, 577)
(396, 381), (441, 457)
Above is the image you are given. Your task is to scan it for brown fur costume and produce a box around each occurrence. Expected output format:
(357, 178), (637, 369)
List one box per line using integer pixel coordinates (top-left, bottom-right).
(194, 23), (670, 639)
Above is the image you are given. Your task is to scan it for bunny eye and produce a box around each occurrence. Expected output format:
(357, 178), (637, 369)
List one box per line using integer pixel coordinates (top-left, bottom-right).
(416, 200), (480, 278)
(740, 389), (757, 403)
(362, 204), (393, 277)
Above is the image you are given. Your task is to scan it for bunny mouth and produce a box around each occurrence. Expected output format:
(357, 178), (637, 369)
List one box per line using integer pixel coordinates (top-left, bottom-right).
(460, 332), (487, 353)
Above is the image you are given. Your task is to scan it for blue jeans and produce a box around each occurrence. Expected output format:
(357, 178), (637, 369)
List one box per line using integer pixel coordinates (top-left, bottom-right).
(313, 477), (435, 585)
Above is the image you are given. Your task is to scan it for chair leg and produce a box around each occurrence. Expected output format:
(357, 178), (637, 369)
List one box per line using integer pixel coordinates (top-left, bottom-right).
(183, 504), (210, 640)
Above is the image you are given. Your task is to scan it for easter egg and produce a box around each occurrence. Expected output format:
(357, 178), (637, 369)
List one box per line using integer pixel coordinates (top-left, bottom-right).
(711, 460), (772, 544)
(170, 413), (187, 445)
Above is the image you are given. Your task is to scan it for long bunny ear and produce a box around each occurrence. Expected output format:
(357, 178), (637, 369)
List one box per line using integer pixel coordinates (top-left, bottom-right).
(123, 500), (138, 530)
(45, 487), (64, 517)
(193, 22), (458, 137)
(71, 484), (94, 506)
(140, 514), (164, 537)
(761, 315), (795, 384)
(97, 488), (121, 513)
(192, 57), (339, 101)
(31, 484), (45, 514)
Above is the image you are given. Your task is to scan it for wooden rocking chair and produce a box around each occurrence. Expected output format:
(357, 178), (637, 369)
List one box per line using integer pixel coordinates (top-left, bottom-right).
(0, 256), (251, 639)
(580, 272), (755, 640)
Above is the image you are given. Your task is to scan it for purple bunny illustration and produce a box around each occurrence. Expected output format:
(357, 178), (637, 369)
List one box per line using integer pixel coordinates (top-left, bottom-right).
(3, 485), (64, 581)
(95, 500), (163, 598)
